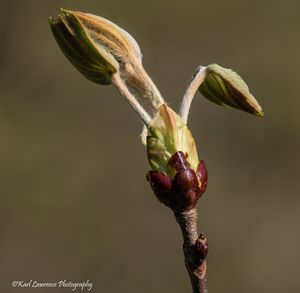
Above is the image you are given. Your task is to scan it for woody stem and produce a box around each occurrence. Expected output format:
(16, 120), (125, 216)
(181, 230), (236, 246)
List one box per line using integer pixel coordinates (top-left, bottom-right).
(174, 209), (208, 293)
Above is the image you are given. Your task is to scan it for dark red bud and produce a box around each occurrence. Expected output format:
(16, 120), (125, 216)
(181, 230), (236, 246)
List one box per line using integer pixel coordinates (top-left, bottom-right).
(146, 171), (173, 205)
(168, 151), (190, 172)
(197, 160), (208, 195)
(173, 169), (199, 192)
(196, 233), (208, 260)
(172, 169), (201, 210)
(147, 171), (172, 191)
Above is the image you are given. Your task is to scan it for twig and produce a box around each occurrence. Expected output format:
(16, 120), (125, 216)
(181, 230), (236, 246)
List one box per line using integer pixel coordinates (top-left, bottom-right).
(174, 209), (208, 293)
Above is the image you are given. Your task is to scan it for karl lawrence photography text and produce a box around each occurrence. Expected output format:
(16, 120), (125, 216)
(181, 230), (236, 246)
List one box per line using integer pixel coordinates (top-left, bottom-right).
(11, 280), (93, 291)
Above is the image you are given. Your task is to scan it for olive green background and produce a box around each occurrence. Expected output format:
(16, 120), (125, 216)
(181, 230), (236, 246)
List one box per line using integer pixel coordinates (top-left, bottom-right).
(1, 0), (299, 292)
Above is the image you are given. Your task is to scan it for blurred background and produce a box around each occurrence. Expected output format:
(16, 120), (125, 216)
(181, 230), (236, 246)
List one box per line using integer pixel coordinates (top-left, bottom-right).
(1, 0), (299, 292)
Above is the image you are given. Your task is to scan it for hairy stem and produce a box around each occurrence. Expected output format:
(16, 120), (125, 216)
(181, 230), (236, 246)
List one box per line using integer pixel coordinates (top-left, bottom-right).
(180, 66), (207, 124)
(122, 59), (165, 112)
(174, 209), (208, 293)
(112, 73), (152, 125)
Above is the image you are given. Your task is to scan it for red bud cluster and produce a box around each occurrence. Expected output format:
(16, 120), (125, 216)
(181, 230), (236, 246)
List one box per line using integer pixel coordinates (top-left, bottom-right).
(147, 151), (207, 212)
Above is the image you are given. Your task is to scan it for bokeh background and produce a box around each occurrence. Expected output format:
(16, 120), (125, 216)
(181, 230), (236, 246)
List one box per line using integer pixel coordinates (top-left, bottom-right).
(1, 0), (299, 292)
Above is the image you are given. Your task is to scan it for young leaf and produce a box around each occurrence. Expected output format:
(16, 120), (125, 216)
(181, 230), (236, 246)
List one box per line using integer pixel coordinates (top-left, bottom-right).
(199, 64), (264, 117)
(147, 104), (199, 175)
(49, 9), (143, 85)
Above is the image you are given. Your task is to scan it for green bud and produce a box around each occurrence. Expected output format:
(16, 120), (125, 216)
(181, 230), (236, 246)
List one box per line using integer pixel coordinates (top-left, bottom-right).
(199, 64), (264, 117)
(147, 104), (199, 176)
(49, 9), (142, 85)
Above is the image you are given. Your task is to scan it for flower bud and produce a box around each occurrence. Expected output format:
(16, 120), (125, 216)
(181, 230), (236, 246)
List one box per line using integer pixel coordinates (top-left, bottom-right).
(147, 152), (204, 211)
(147, 152), (207, 212)
(199, 64), (264, 117)
(146, 104), (208, 211)
(49, 9), (142, 85)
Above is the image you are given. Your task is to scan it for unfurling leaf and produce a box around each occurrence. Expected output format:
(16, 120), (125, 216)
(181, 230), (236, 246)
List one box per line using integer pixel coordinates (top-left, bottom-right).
(49, 9), (142, 85)
(199, 64), (264, 117)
